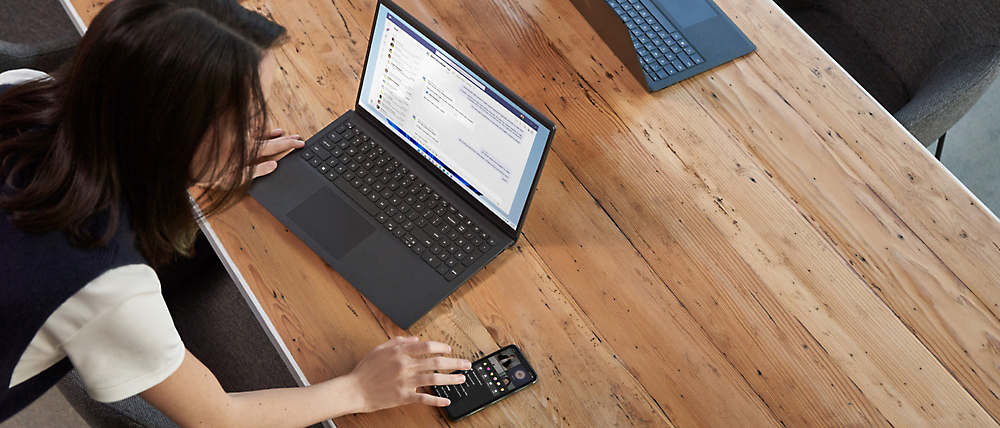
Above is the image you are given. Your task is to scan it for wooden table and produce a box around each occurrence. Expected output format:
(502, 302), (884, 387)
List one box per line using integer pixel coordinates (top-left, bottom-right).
(70, 0), (1000, 426)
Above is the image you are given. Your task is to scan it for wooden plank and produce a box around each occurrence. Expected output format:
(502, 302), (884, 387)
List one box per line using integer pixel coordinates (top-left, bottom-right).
(386, 0), (899, 426)
(522, 155), (784, 427)
(683, 0), (1000, 420)
(432, 0), (996, 425)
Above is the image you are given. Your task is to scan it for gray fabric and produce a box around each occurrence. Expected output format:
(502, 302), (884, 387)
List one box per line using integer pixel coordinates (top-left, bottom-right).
(896, 46), (1000, 145)
(775, 0), (1000, 146)
(0, 0), (81, 73)
(57, 371), (175, 428)
(55, 235), (310, 427)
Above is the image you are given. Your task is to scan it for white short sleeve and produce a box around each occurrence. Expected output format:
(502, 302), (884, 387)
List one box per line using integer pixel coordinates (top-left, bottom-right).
(9, 264), (185, 403)
(0, 69), (50, 86)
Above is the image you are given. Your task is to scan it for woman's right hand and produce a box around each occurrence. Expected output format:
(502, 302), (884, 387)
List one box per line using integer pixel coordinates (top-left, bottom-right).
(343, 336), (472, 413)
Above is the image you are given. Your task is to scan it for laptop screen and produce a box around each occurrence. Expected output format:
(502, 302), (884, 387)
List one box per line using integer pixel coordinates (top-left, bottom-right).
(357, 3), (552, 230)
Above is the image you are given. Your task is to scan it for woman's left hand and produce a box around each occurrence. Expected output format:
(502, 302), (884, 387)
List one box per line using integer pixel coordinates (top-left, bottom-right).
(253, 128), (305, 178)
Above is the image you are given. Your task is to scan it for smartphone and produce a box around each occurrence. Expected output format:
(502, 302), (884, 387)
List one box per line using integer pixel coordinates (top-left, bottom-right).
(432, 344), (538, 420)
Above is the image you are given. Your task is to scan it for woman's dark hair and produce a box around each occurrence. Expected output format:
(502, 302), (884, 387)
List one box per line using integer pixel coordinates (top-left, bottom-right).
(0, 0), (286, 266)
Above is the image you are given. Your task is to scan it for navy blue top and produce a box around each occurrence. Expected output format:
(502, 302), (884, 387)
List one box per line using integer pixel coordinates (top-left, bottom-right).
(0, 83), (146, 421)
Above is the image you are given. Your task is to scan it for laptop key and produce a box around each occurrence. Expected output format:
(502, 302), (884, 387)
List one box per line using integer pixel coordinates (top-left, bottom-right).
(443, 268), (460, 282)
(425, 225), (443, 241)
(429, 245), (442, 255)
(310, 145), (331, 160)
(342, 171), (355, 181)
(445, 258), (457, 268)
(385, 206), (397, 216)
(301, 151), (314, 160)
(333, 177), (380, 216)
(411, 245), (425, 255)
(375, 212), (389, 223)
(325, 172), (337, 181)
(422, 253), (441, 268)
(393, 213), (406, 223)
(309, 158), (322, 167)
(462, 251), (481, 267)
(436, 264), (449, 275)
(393, 228), (405, 238)
(335, 124), (347, 134)
(411, 228), (434, 247)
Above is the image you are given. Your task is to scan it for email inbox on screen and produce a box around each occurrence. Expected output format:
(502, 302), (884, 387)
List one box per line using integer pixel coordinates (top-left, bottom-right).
(366, 19), (536, 216)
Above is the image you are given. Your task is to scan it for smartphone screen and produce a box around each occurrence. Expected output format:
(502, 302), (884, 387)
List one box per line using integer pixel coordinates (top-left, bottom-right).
(432, 344), (537, 420)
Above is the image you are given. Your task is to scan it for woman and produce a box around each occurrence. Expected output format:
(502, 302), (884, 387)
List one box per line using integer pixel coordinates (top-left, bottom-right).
(0, 0), (470, 425)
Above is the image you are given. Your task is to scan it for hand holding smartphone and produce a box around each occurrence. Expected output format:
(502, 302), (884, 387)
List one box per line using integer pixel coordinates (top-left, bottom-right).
(432, 345), (538, 420)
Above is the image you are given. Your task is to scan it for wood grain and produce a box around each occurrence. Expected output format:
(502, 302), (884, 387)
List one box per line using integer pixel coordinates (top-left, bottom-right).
(67, 0), (1000, 426)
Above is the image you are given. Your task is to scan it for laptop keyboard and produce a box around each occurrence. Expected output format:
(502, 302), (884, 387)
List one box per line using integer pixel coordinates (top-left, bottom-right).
(607, 0), (705, 81)
(298, 120), (498, 281)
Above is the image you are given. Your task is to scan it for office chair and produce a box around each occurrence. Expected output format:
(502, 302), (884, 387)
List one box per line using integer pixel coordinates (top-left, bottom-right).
(0, 0), (81, 73)
(773, 0), (1000, 160)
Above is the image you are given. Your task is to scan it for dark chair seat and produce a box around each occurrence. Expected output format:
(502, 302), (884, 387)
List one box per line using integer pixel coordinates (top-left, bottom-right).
(0, 0), (81, 73)
(775, 0), (1000, 147)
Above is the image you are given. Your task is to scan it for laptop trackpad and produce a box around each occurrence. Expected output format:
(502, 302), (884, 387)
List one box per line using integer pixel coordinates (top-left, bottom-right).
(652, 0), (718, 28)
(287, 187), (375, 260)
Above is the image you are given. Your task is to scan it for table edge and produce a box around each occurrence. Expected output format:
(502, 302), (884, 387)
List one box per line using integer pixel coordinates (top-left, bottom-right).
(770, 5), (999, 223)
(194, 200), (338, 428)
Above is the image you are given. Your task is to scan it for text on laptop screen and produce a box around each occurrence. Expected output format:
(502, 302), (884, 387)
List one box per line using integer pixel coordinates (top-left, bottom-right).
(358, 5), (551, 230)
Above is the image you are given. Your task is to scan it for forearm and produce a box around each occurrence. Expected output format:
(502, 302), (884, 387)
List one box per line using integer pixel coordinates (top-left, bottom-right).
(141, 350), (364, 428)
(222, 375), (363, 428)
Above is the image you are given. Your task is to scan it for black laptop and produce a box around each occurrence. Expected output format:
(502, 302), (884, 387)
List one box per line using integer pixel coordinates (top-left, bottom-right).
(250, 0), (556, 329)
(570, 0), (755, 91)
